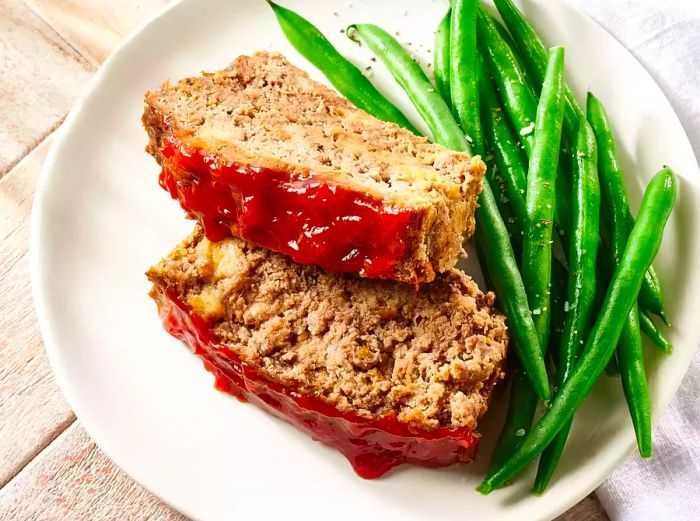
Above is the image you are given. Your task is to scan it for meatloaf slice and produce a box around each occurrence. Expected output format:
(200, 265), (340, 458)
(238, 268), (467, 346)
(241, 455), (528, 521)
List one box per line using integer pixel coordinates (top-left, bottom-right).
(147, 226), (508, 478)
(143, 51), (486, 284)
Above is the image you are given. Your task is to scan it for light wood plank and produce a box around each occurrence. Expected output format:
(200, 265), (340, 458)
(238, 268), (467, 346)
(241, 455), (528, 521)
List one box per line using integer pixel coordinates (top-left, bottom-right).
(0, 138), (77, 488)
(23, 0), (169, 67)
(0, 422), (187, 520)
(0, 0), (94, 177)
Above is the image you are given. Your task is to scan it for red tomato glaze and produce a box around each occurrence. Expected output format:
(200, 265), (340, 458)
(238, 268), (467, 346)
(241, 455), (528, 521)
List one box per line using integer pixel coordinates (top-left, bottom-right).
(156, 288), (479, 479)
(158, 137), (423, 280)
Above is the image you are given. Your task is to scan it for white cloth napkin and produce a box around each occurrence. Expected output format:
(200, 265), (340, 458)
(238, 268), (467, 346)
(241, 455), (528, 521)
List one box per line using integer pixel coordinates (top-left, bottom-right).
(566, 1), (700, 519)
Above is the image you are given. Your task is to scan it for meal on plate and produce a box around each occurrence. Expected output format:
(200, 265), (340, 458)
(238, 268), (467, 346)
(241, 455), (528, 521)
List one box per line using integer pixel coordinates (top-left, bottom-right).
(143, 0), (676, 496)
(147, 226), (508, 478)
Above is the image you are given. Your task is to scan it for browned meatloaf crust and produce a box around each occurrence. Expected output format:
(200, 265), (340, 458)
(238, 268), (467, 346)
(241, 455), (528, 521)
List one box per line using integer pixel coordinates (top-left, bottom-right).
(147, 226), (508, 431)
(143, 51), (486, 284)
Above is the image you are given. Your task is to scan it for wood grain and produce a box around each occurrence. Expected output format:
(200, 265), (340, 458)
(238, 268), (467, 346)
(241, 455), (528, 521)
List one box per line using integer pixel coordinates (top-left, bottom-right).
(0, 0), (94, 177)
(23, 0), (168, 66)
(0, 422), (187, 521)
(0, 139), (76, 488)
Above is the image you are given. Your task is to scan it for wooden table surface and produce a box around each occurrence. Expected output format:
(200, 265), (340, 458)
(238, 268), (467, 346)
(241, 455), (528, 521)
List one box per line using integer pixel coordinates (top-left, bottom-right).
(0, 1), (609, 519)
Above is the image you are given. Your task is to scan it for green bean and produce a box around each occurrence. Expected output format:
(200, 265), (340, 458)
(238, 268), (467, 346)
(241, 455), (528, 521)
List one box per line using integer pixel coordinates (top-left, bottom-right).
(493, 0), (583, 135)
(640, 312), (672, 354)
(480, 91), (532, 469)
(434, 11), (452, 108)
(478, 167), (676, 494)
(492, 14), (520, 54)
(480, 53), (567, 469)
(534, 119), (600, 493)
(593, 255), (621, 377)
(475, 190), (551, 402)
(483, 140), (521, 249)
(489, 257), (566, 471)
(494, 0), (667, 322)
(618, 308), (652, 457)
(489, 250), (568, 472)
(479, 57), (528, 234)
(588, 92), (651, 456)
(587, 92), (638, 265)
(522, 47), (565, 353)
(489, 369), (538, 469)
(603, 259), (650, 454)
(349, 23), (550, 401)
(347, 24), (466, 151)
(639, 263), (668, 324)
(492, 0), (546, 81)
(548, 257), (569, 359)
(481, 65), (569, 472)
(476, 5), (536, 155)
(450, 0), (482, 152)
(476, 6), (572, 243)
(266, 1), (418, 134)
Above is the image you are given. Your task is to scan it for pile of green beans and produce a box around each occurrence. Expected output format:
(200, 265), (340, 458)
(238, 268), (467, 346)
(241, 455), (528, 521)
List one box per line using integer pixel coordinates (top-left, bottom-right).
(476, 4), (573, 245)
(479, 167), (676, 494)
(495, 49), (566, 474)
(483, 45), (581, 483)
(493, 0), (668, 325)
(490, 0), (673, 490)
(534, 118), (600, 493)
(588, 92), (652, 458)
(267, 0), (677, 496)
(480, 58), (573, 469)
(490, 0), (663, 469)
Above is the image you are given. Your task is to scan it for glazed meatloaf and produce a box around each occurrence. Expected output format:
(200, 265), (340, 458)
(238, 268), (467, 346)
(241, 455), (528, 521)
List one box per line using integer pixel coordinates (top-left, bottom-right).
(147, 226), (508, 478)
(143, 51), (486, 284)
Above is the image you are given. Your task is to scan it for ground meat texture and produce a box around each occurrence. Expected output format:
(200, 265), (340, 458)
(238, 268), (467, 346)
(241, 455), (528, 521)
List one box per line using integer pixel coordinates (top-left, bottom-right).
(147, 227), (508, 432)
(143, 51), (486, 284)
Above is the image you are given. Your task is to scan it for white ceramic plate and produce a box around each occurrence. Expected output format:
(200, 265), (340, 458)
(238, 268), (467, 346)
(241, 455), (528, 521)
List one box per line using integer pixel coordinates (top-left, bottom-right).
(31, 0), (700, 520)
